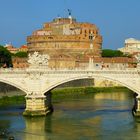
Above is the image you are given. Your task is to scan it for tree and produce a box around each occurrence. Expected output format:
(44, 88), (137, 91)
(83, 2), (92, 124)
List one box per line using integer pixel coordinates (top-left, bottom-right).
(102, 49), (124, 57)
(14, 51), (28, 58)
(0, 45), (12, 67)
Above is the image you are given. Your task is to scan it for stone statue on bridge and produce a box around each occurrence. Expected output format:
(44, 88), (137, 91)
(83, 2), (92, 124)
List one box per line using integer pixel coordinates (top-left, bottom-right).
(135, 54), (140, 68)
(28, 52), (50, 68)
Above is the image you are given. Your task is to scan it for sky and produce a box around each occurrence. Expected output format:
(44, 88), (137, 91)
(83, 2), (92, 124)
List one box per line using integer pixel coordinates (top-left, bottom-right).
(0, 0), (140, 49)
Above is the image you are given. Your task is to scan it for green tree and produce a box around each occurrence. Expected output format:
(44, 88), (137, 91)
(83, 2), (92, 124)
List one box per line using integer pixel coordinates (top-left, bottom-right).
(102, 49), (124, 57)
(0, 45), (12, 67)
(14, 51), (28, 58)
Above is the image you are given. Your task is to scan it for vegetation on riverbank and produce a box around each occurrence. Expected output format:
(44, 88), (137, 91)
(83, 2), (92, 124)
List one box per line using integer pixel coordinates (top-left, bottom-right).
(0, 95), (25, 106)
(0, 87), (133, 106)
(52, 86), (133, 100)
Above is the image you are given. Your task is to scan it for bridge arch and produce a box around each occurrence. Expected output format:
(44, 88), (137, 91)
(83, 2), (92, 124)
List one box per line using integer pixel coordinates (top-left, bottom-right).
(42, 75), (137, 95)
(0, 79), (28, 94)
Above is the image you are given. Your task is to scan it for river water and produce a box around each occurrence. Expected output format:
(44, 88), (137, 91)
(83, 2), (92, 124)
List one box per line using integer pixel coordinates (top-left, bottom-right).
(0, 92), (140, 140)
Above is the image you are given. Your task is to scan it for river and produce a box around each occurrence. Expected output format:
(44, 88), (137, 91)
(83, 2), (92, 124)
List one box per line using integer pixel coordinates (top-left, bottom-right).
(0, 92), (140, 140)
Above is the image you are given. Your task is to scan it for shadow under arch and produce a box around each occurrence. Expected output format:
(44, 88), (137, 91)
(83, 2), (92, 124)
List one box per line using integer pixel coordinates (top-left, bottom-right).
(42, 75), (136, 95)
(0, 79), (27, 95)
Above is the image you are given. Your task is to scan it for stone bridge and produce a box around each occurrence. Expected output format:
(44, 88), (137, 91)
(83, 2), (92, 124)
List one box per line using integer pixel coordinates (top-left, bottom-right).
(0, 68), (140, 116)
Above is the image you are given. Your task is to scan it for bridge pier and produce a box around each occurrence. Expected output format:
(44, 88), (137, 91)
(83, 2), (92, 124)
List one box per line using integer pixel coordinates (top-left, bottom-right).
(134, 98), (140, 117)
(132, 92), (140, 117)
(23, 92), (53, 116)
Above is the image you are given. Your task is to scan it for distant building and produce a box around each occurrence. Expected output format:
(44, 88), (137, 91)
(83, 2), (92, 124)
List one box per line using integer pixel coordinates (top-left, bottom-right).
(27, 15), (102, 69)
(19, 45), (28, 52)
(4, 44), (18, 54)
(79, 57), (136, 69)
(4, 44), (28, 53)
(12, 57), (29, 68)
(93, 57), (136, 69)
(118, 38), (140, 55)
(4, 44), (28, 68)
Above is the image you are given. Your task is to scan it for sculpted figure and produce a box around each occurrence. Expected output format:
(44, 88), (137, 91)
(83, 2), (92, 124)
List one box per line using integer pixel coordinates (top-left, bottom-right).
(135, 54), (140, 68)
(28, 52), (50, 67)
(135, 54), (140, 63)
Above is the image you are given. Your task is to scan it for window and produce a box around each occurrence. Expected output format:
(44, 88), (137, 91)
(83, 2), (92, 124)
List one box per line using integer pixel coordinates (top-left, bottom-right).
(48, 36), (53, 39)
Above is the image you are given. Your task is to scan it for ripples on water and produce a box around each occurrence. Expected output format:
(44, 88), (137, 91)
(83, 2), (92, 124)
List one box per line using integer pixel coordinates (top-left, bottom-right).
(0, 92), (140, 140)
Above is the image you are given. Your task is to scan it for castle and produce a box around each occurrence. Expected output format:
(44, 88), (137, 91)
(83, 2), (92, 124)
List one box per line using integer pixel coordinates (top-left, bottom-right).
(27, 15), (102, 69)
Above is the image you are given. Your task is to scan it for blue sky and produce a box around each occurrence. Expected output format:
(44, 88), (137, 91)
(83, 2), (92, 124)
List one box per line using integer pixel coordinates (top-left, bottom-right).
(0, 0), (140, 49)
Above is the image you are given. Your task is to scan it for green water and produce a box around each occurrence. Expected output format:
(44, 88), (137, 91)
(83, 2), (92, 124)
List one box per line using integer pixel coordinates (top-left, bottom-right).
(0, 92), (140, 140)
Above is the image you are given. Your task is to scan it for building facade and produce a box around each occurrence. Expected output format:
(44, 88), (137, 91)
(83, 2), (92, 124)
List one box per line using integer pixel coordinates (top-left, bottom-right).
(12, 57), (29, 68)
(5, 44), (18, 54)
(18, 45), (28, 52)
(5, 44), (28, 54)
(118, 38), (140, 55)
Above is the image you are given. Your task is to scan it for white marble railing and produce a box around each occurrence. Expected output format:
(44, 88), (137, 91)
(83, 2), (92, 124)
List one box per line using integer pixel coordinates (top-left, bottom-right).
(0, 67), (139, 75)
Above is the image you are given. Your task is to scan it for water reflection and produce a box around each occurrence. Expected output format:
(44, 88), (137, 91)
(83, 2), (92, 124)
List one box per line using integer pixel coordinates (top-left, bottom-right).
(23, 114), (102, 140)
(93, 92), (129, 100)
(0, 120), (10, 130)
(24, 117), (48, 140)
(0, 120), (10, 139)
(134, 122), (140, 139)
(0, 92), (139, 140)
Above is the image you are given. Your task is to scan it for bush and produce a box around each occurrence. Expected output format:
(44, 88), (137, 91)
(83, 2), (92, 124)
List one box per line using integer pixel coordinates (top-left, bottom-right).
(102, 49), (124, 57)
(0, 45), (12, 67)
(14, 52), (27, 58)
